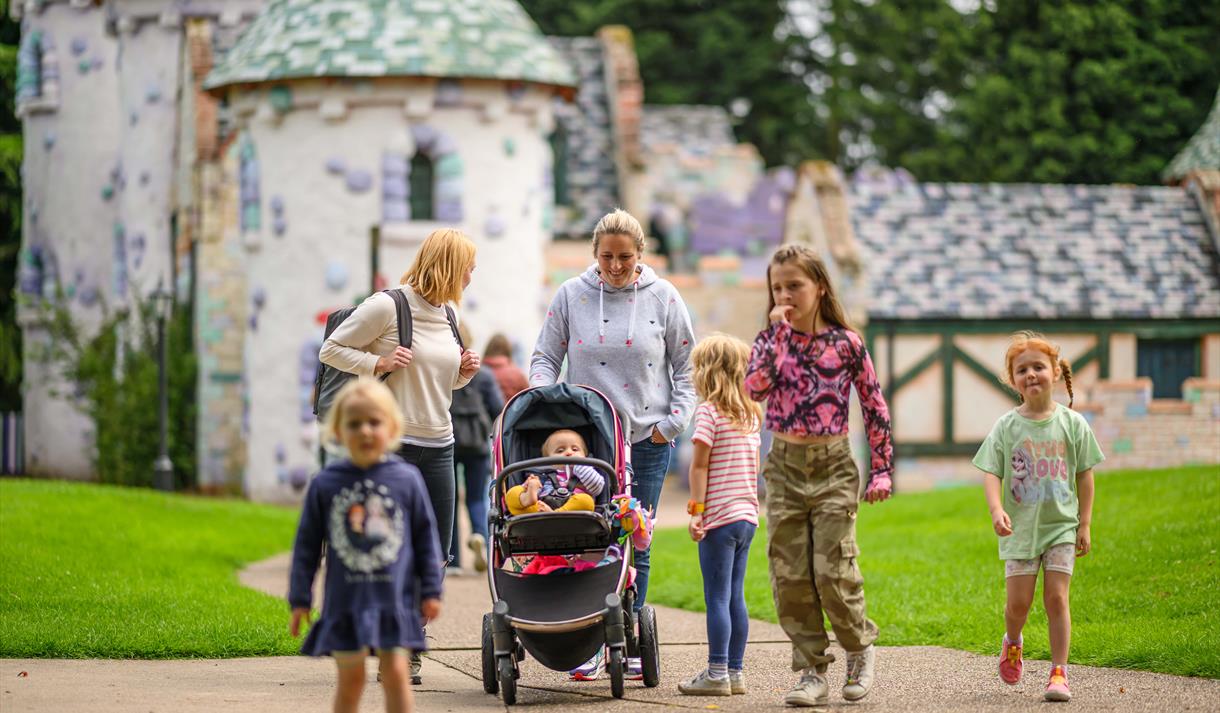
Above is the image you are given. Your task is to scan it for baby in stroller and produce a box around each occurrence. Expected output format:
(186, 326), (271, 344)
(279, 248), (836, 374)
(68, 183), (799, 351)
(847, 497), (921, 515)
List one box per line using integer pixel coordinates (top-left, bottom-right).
(505, 429), (606, 515)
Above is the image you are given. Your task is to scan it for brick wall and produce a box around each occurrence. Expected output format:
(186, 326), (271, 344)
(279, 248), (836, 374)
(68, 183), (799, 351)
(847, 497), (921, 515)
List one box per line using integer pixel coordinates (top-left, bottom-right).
(1079, 378), (1220, 470)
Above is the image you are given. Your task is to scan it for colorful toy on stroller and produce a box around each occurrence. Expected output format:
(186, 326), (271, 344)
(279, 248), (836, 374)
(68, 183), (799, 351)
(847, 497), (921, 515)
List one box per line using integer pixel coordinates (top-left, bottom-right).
(480, 384), (660, 704)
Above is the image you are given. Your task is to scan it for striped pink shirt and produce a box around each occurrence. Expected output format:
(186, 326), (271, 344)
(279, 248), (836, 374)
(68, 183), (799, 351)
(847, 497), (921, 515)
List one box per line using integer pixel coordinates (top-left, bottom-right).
(692, 402), (761, 530)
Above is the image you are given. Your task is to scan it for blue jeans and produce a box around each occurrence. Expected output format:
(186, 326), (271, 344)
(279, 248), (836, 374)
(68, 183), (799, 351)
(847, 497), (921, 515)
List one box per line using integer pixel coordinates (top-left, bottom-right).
(397, 443), (456, 566)
(630, 438), (671, 611)
(699, 520), (756, 669)
(448, 451), (490, 567)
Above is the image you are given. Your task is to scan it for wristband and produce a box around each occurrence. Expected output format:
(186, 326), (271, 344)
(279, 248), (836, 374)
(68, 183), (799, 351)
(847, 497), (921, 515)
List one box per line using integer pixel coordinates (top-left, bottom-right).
(687, 500), (705, 515)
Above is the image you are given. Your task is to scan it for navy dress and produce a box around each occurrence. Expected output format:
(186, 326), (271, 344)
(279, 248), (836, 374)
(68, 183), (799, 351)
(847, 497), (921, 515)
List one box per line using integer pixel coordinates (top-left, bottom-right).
(289, 456), (443, 655)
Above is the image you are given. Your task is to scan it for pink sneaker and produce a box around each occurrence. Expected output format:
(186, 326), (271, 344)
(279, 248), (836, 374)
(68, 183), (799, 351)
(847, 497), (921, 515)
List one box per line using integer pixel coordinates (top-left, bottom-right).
(998, 637), (1023, 685)
(1044, 665), (1071, 702)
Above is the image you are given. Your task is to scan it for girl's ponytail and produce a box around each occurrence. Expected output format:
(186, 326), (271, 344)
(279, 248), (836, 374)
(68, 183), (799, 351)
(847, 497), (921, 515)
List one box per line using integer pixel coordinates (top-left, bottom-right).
(1060, 358), (1074, 408)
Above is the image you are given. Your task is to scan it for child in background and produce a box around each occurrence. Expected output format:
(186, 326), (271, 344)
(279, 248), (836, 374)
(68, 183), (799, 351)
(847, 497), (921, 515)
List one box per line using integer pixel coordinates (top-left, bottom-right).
(677, 334), (763, 697)
(289, 378), (444, 713)
(973, 332), (1102, 703)
(745, 245), (893, 708)
(506, 429), (605, 514)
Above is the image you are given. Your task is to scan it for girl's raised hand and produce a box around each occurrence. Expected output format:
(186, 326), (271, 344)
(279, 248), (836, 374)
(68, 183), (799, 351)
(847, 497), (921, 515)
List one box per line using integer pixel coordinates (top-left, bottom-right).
(769, 304), (794, 324)
(991, 508), (1013, 537)
(1076, 524), (1091, 557)
(290, 607), (311, 637)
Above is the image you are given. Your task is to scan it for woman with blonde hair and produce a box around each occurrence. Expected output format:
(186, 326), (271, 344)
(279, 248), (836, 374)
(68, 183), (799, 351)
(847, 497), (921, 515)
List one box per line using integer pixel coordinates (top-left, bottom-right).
(320, 227), (480, 684)
(530, 208), (696, 681)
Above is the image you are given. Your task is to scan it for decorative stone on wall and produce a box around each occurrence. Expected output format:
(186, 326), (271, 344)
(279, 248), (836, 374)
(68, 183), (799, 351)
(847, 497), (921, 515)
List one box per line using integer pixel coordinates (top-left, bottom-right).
(381, 151), (410, 223)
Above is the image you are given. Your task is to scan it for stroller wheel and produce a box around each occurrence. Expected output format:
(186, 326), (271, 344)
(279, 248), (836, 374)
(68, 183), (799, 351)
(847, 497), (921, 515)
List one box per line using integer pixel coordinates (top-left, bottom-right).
(497, 655), (517, 705)
(638, 605), (660, 687)
(607, 647), (625, 699)
(480, 614), (498, 695)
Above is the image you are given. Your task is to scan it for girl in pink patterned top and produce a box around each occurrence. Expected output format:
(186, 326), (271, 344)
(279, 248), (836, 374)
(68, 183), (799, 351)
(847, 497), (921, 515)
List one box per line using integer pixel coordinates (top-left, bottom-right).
(745, 244), (893, 708)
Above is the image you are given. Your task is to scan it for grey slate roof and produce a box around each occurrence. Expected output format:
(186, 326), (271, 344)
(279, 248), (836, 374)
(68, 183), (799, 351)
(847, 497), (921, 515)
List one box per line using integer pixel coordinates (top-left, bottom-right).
(851, 183), (1220, 320)
(641, 105), (736, 156)
(1164, 88), (1220, 182)
(549, 36), (618, 237)
(204, 0), (576, 91)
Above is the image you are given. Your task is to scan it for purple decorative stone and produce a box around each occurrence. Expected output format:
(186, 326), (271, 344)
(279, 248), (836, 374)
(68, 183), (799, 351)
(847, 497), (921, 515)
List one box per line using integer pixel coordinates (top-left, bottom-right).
(140, 171), (150, 186)
(288, 466), (309, 492)
(275, 443), (286, 464)
(273, 218), (287, 236)
(484, 212), (507, 238)
(252, 286), (267, 309)
(270, 195), (284, 214)
(70, 37), (87, 56)
(345, 169), (373, 193)
(411, 125), (438, 153)
(78, 285), (99, 306)
(325, 157), (346, 174)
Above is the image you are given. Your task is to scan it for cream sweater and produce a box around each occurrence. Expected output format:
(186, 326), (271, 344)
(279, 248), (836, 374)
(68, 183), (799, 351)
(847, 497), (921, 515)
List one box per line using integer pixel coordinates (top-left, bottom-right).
(319, 286), (472, 440)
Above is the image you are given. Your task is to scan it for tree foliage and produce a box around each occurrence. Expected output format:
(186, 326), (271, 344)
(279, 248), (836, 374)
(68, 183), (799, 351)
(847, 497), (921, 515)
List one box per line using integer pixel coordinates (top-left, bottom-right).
(520, 0), (820, 166)
(1, 16), (22, 412)
(523, 0), (1219, 183)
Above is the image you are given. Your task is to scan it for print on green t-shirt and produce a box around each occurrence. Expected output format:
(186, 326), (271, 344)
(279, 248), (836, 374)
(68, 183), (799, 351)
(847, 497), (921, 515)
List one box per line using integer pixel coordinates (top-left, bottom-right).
(972, 403), (1104, 560)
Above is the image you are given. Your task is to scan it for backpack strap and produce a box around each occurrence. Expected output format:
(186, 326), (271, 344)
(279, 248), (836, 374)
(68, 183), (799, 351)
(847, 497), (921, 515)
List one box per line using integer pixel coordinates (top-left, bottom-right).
(443, 305), (464, 351)
(383, 288), (413, 348)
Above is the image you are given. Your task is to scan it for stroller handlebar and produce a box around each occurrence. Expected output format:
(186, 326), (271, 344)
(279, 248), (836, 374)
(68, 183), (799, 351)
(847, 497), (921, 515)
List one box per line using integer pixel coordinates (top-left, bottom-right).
(488, 456), (619, 502)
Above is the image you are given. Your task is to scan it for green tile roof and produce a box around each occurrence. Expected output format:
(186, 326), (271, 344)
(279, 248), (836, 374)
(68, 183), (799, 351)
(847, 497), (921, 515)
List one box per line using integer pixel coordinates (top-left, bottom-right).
(1164, 88), (1220, 182)
(204, 0), (576, 92)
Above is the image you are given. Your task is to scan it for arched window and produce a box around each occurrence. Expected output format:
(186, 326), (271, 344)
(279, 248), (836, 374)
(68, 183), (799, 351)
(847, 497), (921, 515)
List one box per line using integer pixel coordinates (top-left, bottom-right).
(549, 123), (570, 207)
(409, 151), (435, 221)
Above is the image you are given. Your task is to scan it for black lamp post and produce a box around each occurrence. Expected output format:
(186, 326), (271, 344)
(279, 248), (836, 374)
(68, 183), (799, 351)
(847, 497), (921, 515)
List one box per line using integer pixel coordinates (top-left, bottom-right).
(152, 283), (174, 492)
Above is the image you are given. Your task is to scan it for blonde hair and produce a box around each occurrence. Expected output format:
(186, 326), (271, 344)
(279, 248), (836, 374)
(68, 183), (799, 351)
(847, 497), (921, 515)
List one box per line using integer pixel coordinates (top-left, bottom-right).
(322, 378), (407, 451)
(691, 334), (762, 433)
(1002, 331), (1075, 408)
(541, 429), (587, 456)
(400, 228), (476, 305)
(765, 244), (854, 333)
(592, 208), (645, 254)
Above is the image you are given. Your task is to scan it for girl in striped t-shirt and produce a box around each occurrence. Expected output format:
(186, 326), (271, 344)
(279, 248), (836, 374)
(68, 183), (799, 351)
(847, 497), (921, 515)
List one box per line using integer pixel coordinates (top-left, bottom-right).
(677, 334), (763, 697)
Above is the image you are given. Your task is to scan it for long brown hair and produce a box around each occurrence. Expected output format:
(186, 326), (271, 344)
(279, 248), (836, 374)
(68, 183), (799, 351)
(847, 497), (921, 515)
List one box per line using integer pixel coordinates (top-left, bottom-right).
(764, 244), (854, 333)
(1002, 331), (1075, 408)
(691, 334), (763, 433)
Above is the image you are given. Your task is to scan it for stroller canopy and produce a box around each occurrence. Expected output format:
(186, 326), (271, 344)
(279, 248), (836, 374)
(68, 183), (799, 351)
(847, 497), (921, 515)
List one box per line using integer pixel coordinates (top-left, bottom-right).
(495, 384), (625, 491)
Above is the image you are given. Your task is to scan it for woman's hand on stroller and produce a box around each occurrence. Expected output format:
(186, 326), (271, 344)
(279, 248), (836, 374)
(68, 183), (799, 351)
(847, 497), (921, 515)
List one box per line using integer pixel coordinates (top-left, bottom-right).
(421, 597), (442, 623)
(688, 514), (705, 542)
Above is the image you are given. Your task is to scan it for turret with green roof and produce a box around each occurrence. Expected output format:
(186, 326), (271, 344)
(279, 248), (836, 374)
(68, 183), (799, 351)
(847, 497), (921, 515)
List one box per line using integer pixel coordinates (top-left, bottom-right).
(204, 0), (576, 93)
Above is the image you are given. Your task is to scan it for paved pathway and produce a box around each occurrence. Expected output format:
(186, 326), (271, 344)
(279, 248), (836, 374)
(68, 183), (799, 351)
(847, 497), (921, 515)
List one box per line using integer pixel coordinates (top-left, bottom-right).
(3, 478), (1218, 711)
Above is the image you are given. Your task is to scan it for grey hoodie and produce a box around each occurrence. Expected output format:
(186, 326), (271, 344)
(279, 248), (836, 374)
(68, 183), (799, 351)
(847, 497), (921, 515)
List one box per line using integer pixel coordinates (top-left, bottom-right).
(530, 263), (696, 444)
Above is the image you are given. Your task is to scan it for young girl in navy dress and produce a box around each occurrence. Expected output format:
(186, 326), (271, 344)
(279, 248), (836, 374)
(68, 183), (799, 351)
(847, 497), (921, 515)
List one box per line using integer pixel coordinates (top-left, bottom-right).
(289, 378), (444, 713)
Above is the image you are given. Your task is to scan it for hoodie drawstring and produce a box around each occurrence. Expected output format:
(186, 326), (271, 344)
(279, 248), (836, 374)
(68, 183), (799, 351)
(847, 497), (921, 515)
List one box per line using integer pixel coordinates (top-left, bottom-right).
(598, 274), (640, 346)
(626, 279), (638, 346)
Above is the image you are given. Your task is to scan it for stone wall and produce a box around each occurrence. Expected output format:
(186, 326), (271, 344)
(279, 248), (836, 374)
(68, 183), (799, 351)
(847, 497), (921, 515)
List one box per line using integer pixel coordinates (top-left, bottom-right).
(1078, 378), (1220, 470)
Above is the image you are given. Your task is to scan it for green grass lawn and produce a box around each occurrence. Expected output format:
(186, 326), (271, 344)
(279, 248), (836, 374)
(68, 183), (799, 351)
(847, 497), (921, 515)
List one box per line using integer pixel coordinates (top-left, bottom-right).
(0, 478), (301, 658)
(649, 465), (1220, 678)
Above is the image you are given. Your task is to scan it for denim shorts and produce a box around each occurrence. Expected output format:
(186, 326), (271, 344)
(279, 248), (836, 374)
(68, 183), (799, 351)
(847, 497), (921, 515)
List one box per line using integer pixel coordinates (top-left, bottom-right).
(1005, 542), (1075, 578)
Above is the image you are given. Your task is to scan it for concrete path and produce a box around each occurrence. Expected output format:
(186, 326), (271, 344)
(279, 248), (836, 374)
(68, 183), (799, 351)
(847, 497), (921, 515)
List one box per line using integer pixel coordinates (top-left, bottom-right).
(3, 477), (1218, 711)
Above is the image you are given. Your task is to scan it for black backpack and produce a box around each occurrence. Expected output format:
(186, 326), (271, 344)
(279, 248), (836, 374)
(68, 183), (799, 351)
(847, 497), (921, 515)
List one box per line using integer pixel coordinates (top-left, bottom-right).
(312, 289), (463, 420)
(450, 373), (493, 456)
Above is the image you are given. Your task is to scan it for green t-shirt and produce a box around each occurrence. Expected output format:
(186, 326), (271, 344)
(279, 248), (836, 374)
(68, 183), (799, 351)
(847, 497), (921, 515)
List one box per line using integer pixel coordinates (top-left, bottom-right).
(972, 403), (1104, 560)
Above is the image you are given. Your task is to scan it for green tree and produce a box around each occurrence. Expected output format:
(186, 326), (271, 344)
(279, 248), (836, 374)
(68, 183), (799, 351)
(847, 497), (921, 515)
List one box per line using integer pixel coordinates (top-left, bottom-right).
(803, 0), (1220, 183)
(1, 9), (23, 412)
(520, 0), (820, 166)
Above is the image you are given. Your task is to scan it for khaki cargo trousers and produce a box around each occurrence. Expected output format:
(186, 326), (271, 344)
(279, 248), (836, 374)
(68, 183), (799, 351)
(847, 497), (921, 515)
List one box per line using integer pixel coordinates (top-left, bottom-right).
(763, 437), (878, 671)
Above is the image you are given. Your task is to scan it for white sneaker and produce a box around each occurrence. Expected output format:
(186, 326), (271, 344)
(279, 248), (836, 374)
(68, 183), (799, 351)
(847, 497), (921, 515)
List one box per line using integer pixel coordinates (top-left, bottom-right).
(729, 670), (747, 694)
(569, 649), (605, 681)
(467, 533), (488, 573)
(842, 645), (875, 701)
(783, 670), (828, 707)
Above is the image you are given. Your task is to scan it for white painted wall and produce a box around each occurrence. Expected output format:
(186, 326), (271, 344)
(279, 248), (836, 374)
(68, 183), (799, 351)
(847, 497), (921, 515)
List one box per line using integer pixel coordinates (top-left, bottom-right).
(19, 4), (121, 478)
(227, 80), (556, 499)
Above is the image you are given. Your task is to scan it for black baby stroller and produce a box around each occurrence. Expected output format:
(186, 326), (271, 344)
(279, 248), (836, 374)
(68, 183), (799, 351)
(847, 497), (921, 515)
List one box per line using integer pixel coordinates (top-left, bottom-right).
(480, 384), (660, 704)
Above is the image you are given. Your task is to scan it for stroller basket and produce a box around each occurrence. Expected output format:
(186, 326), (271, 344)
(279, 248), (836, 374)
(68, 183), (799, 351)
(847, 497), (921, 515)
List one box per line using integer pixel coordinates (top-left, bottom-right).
(502, 511), (613, 556)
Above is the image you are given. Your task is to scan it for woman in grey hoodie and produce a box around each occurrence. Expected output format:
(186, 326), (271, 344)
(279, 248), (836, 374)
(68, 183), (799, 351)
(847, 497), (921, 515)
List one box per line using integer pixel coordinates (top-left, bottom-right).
(530, 208), (696, 680)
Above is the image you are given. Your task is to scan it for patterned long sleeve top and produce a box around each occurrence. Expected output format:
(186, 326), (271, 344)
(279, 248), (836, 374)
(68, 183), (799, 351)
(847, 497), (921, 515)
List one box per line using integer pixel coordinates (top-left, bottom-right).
(745, 321), (894, 484)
